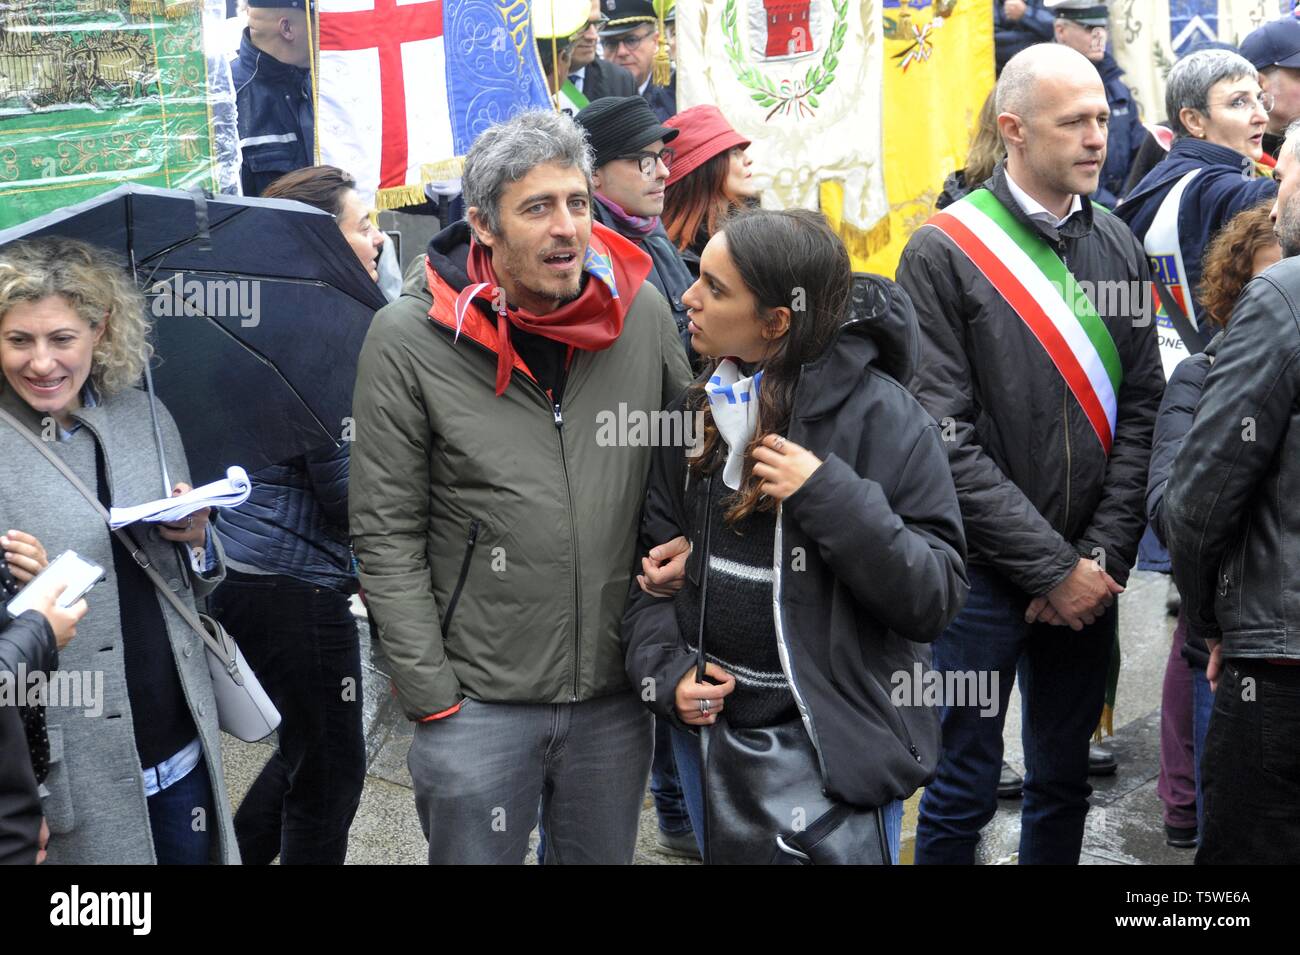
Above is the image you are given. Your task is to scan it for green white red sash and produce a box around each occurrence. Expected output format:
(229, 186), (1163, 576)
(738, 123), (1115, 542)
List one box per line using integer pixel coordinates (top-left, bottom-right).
(555, 80), (588, 117)
(926, 188), (1124, 455)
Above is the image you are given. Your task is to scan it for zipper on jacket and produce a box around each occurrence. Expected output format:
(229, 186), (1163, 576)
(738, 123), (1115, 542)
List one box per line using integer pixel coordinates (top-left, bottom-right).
(1062, 388), (1072, 535)
(425, 321), (587, 696)
(554, 401), (583, 701)
(440, 519), (481, 638)
(770, 502), (830, 783)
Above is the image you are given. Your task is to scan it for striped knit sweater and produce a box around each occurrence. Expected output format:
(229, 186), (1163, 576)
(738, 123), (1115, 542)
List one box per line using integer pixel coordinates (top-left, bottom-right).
(674, 483), (797, 728)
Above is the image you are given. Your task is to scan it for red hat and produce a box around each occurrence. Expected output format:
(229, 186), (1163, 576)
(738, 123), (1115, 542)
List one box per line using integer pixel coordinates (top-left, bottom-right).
(664, 106), (751, 188)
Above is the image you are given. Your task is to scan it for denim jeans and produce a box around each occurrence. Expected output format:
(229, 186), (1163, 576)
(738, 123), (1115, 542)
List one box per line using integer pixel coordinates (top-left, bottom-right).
(1197, 660), (1300, 864)
(915, 566), (1114, 865)
(650, 717), (692, 835)
(208, 570), (366, 865)
(1191, 664), (1213, 831)
(147, 757), (214, 865)
(670, 724), (904, 864)
(408, 691), (653, 864)
(537, 713), (690, 863)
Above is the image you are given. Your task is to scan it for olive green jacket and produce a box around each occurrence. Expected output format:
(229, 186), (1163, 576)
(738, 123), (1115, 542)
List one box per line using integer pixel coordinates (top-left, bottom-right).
(350, 243), (692, 719)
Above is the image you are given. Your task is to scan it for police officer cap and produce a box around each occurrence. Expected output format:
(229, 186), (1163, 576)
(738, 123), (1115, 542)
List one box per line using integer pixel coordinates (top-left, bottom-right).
(1044, 0), (1109, 27)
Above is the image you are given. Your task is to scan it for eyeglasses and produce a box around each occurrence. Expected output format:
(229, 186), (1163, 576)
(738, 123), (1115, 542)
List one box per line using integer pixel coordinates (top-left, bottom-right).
(1210, 91), (1275, 114)
(601, 29), (655, 54)
(570, 16), (609, 39)
(618, 147), (674, 176)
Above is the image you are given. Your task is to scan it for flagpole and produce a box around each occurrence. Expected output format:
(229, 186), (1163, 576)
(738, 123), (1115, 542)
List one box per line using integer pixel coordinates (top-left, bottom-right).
(308, 0), (321, 164)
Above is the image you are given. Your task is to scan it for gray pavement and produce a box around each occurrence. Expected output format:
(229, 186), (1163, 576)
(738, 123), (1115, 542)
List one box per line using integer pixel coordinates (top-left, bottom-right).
(219, 570), (1188, 865)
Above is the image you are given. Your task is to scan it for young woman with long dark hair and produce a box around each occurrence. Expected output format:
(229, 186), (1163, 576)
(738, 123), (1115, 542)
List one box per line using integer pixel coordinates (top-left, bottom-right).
(622, 208), (968, 863)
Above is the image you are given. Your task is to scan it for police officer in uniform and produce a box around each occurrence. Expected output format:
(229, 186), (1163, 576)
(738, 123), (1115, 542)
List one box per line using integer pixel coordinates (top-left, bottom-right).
(233, 0), (315, 197)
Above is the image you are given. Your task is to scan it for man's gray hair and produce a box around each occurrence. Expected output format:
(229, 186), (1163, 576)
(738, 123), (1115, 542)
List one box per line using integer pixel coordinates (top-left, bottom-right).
(1284, 118), (1300, 165)
(461, 110), (594, 235)
(1166, 49), (1259, 138)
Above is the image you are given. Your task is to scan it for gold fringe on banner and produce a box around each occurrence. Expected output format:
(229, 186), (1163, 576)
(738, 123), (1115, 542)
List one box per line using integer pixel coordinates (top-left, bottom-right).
(130, 0), (200, 17)
(376, 183), (430, 211)
(819, 180), (891, 270)
(373, 157), (468, 211)
(421, 158), (466, 181)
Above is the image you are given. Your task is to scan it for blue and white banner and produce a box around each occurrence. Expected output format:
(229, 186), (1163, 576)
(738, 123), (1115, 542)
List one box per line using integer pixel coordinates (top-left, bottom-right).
(1111, 0), (1280, 125)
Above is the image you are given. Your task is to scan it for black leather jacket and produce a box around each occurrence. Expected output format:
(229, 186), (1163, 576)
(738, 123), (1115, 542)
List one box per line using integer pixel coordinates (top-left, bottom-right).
(1166, 258), (1300, 658)
(899, 162), (1165, 595)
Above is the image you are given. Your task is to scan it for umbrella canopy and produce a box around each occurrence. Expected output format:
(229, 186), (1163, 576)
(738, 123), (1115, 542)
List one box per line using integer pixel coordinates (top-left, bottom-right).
(0, 184), (388, 484)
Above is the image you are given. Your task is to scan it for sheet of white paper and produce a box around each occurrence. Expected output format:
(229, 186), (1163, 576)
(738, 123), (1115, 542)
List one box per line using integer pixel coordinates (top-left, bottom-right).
(108, 466), (253, 530)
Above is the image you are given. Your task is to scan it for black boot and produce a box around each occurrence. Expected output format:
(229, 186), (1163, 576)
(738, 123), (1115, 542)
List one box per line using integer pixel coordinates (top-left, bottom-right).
(1088, 743), (1117, 776)
(997, 760), (1023, 799)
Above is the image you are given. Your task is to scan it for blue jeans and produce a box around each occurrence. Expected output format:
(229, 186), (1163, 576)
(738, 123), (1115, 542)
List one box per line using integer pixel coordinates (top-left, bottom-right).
(147, 758), (214, 865)
(915, 566), (1115, 865)
(650, 717), (692, 835)
(670, 725), (904, 864)
(1191, 664), (1213, 831)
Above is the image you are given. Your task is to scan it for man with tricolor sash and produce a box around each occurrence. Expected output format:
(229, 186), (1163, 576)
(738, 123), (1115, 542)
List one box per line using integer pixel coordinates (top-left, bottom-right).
(899, 44), (1163, 864)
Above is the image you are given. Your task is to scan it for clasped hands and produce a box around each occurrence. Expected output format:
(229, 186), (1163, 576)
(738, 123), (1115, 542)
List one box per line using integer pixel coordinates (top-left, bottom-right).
(1025, 557), (1123, 630)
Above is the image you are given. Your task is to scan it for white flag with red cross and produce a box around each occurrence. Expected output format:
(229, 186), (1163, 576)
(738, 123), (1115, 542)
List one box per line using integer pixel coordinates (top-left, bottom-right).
(314, 0), (553, 208)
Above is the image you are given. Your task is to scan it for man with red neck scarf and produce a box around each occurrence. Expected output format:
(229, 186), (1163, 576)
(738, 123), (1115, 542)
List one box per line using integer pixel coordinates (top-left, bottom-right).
(349, 110), (692, 865)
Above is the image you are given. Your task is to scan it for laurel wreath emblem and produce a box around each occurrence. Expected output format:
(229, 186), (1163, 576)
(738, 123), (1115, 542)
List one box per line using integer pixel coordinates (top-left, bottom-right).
(721, 0), (849, 119)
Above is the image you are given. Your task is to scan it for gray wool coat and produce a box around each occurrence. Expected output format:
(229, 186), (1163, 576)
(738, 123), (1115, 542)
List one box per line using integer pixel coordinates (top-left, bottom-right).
(0, 384), (239, 864)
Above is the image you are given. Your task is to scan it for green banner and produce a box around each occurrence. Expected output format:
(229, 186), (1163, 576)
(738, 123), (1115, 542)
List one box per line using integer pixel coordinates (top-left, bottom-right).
(0, 0), (219, 229)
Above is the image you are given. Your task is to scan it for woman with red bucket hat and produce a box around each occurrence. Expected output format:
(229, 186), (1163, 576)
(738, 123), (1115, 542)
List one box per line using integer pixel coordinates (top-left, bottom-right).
(662, 106), (760, 279)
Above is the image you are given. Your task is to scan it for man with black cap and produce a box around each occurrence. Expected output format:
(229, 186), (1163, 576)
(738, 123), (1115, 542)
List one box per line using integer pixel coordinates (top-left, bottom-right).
(568, 0), (639, 100)
(1046, 0), (1141, 208)
(576, 96), (692, 340)
(233, 1), (315, 197)
(1241, 16), (1300, 159)
(598, 0), (676, 121)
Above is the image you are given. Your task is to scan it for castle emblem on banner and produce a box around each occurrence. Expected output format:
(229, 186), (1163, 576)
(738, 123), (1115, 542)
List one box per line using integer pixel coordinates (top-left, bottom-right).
(748, 0), (822, 59)
(723, 0), (847, 119)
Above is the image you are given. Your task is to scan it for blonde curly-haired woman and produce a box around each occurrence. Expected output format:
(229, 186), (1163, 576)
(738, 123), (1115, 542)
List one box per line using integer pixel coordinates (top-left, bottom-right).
(0, 236), (238, 864)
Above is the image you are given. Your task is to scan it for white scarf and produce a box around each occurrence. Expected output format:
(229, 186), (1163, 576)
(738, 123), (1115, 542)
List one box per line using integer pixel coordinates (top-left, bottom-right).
(706, 359), (764, 490)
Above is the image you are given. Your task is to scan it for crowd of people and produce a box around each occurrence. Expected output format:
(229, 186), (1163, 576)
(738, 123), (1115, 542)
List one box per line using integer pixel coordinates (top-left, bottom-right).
(3, 0), (1300, 867)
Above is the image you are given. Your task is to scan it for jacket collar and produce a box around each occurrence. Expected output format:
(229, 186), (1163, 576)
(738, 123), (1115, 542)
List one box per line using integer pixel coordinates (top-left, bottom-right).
(1122, 137), (1257, 209)
(237, 29), (308, 85)
(982, 160), (1096, 244)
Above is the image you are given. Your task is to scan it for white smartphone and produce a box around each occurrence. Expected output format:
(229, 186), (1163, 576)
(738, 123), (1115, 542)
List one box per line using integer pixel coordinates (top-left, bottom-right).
(5, 550), (105, 619)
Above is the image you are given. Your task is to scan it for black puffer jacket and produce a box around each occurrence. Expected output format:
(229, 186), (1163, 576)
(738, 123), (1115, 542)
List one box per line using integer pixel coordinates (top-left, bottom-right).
(622, 274), (969, 808)
(1147, 335), (1220, 669)
(898, 162), (1165, 595)
(1166, 259), (1300, 658)
(214, 442), (356, 592)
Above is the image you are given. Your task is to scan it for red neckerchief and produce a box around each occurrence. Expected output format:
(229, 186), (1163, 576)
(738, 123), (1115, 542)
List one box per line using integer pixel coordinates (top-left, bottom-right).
(453, 223), (652, 396)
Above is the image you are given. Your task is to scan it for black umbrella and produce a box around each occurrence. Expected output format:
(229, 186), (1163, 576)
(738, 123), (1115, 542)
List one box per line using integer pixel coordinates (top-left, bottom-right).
(0, 184), (388, 486)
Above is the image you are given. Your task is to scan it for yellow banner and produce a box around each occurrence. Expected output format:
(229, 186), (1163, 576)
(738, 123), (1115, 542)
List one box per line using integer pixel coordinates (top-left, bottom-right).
(861, 0), (994, 275)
